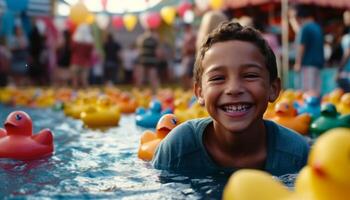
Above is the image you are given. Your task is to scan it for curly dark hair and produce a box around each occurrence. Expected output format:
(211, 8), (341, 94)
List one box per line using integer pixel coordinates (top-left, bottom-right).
(193, 21), (278, 85)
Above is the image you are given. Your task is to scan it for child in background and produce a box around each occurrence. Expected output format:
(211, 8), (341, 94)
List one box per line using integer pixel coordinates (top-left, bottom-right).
(70, 24), (93, 88)
(152, 22), (309, 176)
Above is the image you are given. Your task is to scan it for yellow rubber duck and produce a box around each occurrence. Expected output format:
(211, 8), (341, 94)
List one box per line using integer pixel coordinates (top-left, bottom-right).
(80, 95), (120, 128)
(223, 128), (350, 200)
(337, 93), (350, 115)
(223, 169), (292, 200)
(294, 128), (350, 200)
(322, 88), (344, 106)
(269, 101), (311, 135)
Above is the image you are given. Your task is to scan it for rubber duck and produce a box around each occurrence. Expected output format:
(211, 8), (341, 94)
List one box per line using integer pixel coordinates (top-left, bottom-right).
(337, 93), (350, 115)
(269, 101), (311, 135)
(295, 95), (321, 120)
(223, 169), (292, 200)
(138, 114), (178, 161)
(294, 128), (350, 200)
(223, 128), (350, 200)
(0, 111), (54, 160)
(175, 101), (209, 124)
(80, 96), (120, 128)
(310, 103), (350, 138)
(322, 88), (344, 106)
(117, 92), (138, 114)
(135, 100), (172, 128)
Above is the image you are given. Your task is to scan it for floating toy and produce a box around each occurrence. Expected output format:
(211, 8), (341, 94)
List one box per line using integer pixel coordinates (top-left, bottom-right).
(80, 96), (120, 128)
(294, 128), (350, 200)
(223, 128), (350, 200)
(117, 92), (138, 114)
(135, 100), (172, 128)
(0, 111), (54, 160)
(310, 104), (350, 138)
(295, 96), (321, 120)
(269, 101), (311, 135)
(138, 114), (178, 161)
(174, 101), (208, 124)
(322, 88), (344, 106)
(223, 169), (292, 200)
(337, 93), (350, 115)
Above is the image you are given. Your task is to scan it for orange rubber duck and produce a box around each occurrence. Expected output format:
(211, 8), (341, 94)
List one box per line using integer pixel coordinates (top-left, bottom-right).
(138, 114), (178, 161)
(0, 111), (54, 160)
(270, 101), (311, 135)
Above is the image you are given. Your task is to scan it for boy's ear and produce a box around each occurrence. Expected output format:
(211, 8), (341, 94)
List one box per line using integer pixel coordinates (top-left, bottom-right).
(194, 82), (205, 106)
(268, 78), (281, 102)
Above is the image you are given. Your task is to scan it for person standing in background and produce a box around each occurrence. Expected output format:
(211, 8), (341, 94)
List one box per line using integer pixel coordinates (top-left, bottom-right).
(195, 10), (228, 53)
(70, 24), (94, 88)
(336, 10), (350, 92)
(292, 5), (324, 96)
(55, 29), (72, 87)
(180, 23), (197, 90)
(103, 33), (121, 85)
(7, 25), (29, 86)
(0, 36), (11, 86)
(122, 42), (138, 84)
(135, 29), (160, 95)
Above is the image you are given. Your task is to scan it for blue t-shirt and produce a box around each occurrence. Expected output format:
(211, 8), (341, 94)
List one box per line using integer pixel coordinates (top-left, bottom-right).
(297, 21), (324, 68)
(152, 118), (309, 176)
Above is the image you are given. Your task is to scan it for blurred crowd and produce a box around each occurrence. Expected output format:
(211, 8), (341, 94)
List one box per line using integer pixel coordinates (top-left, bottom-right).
(0, 5), (350, 95)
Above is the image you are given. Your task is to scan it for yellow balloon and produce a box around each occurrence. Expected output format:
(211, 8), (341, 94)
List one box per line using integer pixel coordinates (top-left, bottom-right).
(160, 6), (176, 25)
(123, 14), (138, 31)
(210, 0), (224, 10)
(86, 14), (95, 24)
(69, 1), (90, 25)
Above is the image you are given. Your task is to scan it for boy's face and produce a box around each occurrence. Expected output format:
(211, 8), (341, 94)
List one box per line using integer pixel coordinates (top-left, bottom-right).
(194, 40), (280, 133)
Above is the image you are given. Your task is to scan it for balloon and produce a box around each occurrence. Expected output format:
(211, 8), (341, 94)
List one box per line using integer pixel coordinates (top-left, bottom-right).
(5, 0), (28, 12)
(177, 1), (192, 18)
(194, 0), (209, 11)
(112, 16), (124, 29)
(183, 10), (194, 24)
(160, 6), (176, 25)
(86, 14), (95, 25)
(210, 0), (224, 10)
(69, 1), (90, 25)
(146, 12), (161, 29)
(123, 14), (138, 31)
(96, 13), (110, 29)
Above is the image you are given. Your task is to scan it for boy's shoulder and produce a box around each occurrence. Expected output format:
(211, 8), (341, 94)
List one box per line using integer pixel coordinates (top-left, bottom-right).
(265, 121), (309, 157)
(151, 118), (213, 170)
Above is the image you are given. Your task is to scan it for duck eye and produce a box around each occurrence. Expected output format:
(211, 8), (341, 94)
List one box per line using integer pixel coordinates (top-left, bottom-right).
(171, 118), (177, 125)
(15, 114), (22, 121)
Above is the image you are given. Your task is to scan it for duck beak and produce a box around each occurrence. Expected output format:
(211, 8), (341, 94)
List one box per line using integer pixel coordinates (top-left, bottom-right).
(312, 162), (327, 178)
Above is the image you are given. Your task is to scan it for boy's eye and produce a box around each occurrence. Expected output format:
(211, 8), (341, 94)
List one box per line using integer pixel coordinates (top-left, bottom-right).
(244, 73), (260, 79)
(208, 76), (225, 81)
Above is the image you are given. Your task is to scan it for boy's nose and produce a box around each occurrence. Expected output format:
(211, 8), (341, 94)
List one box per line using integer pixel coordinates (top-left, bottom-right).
(225, 79), (244, 96)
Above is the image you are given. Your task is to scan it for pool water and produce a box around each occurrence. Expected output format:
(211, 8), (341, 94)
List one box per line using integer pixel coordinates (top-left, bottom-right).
(0, 104), (296, 199)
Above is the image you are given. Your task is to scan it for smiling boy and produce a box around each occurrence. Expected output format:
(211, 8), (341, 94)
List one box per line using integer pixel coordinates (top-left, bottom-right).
(152, 22), (309, 176)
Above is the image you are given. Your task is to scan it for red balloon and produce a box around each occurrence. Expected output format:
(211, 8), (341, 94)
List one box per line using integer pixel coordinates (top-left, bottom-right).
(112, 16), (124, 29)
(177, 1), (192, 18)
(146, 12), (161, 29)
(65, 18), (77, 33)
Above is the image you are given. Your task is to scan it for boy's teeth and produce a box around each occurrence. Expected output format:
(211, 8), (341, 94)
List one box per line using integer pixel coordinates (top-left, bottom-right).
(224, 104), (250, 112)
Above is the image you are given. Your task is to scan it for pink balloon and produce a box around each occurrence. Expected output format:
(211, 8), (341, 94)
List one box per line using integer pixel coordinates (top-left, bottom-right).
(146, 12), (161, 29)
(112, 16), (124, 29)
(177, 1), (192, 18)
